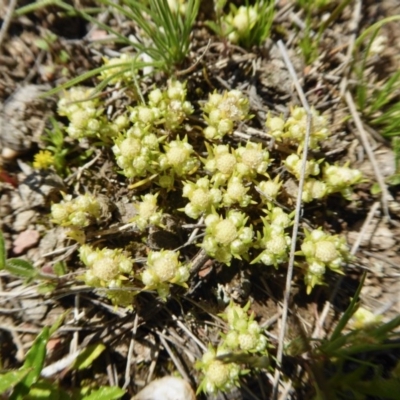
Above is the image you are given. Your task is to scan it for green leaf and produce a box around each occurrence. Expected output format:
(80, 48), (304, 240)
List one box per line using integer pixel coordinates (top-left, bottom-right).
(10, 327), (50, 400)
(72, 344), (106, 370)
(49, 309), (69, 336)
(322, 273), (366, 355)
(351, 378), (400, 398)
(26, 380), (71, 400)
(81, 387), (125, 400)
(37, 282), (57, 294)
(0, 369), (30, 394)
(370, 182), (382, 195)
(6, 258), (38, 278)
(0, 230), (6, 270)
(53, 261), (67, 276)
(387, 173), (400, 186)
(34, 38), (50, 51)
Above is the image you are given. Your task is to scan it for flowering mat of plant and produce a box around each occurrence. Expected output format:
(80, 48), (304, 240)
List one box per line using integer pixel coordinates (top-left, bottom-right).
(1, 1), (400, 399)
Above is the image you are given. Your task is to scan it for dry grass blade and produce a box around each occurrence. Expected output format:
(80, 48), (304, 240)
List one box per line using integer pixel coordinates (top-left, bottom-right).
(345, 91), (391, 218)
(271, 39), (313, 400)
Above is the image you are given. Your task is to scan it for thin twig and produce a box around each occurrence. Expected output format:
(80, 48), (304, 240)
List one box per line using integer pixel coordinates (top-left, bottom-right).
(272, 39), (312, 400)
(345, 91), (390, 218)
(157, 330), (191, 382)
(123, 313), (139, 390)
(170, 313), (207, 352)
(0, 0), (18, 56)
(338, 0), (362, 95)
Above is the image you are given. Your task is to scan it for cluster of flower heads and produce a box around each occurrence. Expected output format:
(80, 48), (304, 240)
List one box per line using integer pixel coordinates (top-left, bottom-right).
(203, 90), (250, 140)
(49, 74), (368, 395)
(266, 106), (330, 152)
(202, 211), (253, 265)
(252, 206), (293, 268)
(58, 87), (118, 141)
(298, 228), (351, 294)
(112, 80), (197, 187)
(141, 250), (190, 300)
(99, 54), (136, 86)
(196, 302), (268, 395)
(52, 80), (363, 296)
(51, 194), (101, 228)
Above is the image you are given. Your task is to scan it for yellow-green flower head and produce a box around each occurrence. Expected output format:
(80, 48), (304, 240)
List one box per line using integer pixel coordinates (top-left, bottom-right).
(203, 211), (253, 264)
(79, 245), (134, 289)
(112, 128), (161, 178)
(220, 302), (268, 353)
(302, 179), (328, 202)
(266, 206), (293, 230)
(141, 250), (189, 300)
(300, 228), (350, 293)
(131, 193), (163, 231)
(51, 194), (101, 228)
(159, 136), (200, 178)
(265, 113), (285, 140)
(182, 177), (222, 219)
(196, 347), (241, 395)
(223, 176), (252, 207)
(252, 223), (291, 268)
(258, 176), (283, 201)
(58, 87), (111, 140)
(235, 142), (270, 178)
(282, 106), (330, 151)
(232, 6), (258, 34)
(323, 163), (363, 198)
(284, 154), (320, 180)
(203, 90), (250, 140)
(99, 54), (135, 85)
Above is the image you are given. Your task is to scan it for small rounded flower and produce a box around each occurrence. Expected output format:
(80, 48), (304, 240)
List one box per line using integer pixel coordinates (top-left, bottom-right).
(196, 347), (241, 395)
(314, 240), (338, 263)
(323, 163), (363, 198)
(32, 150), (55, 170)
(78, 245), (135, 306)
(302, 179), (328, 202)
(284, 154), (321, 179)
(232, 6), (257, 33)
(182, 177), (222, 219)
(130, 193), (163, 231)
(299, 229), (351, 293)
(214, 219), (238, 246)
(265, 113), (285, 140)
(203, 90), (250, 140)
(235, 142), (270, 178)
(159, 136), (200, 180)
(258, 176), (282, 201)
(141, 250), (189, 300)
(220, 302), (269, 355)
(223, 177), (252, 207)
(202, 211), (253, 264)
(216, 153), (237, 175)
(58, 87), (114, 141)
(238, 333), (258, 351)
(51, 194), (101, 228)
(92, 256), (119, 281)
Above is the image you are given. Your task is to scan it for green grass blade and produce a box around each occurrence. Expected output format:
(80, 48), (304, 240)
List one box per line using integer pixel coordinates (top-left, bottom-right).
(0, 370), (30, 395)
(328, 272), (366, 343)
(82, 387), (125, 400)
(10, 327), (50, 400)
